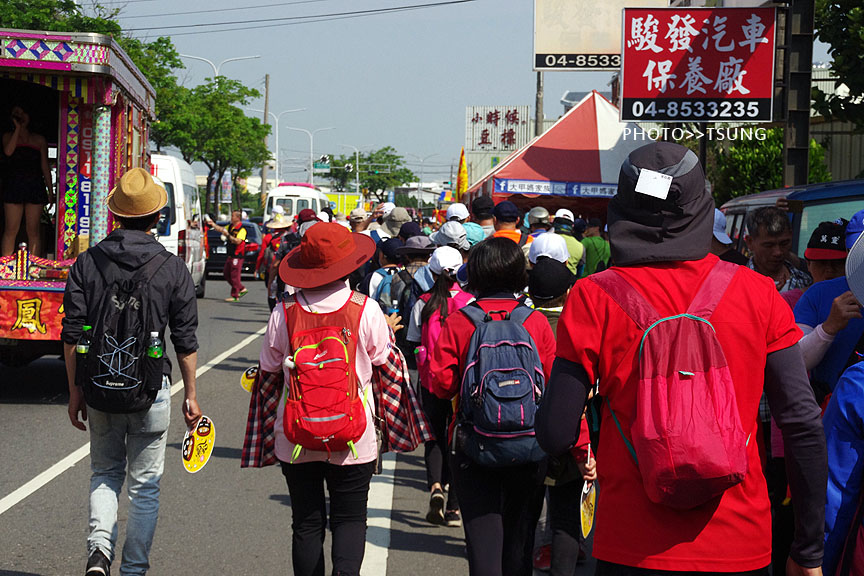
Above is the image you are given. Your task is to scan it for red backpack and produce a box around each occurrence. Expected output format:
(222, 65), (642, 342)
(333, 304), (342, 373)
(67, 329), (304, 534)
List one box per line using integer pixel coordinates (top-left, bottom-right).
(590, 260), (748, 509)
(416, 286), (473, 388)
(282, 291), (368, 460)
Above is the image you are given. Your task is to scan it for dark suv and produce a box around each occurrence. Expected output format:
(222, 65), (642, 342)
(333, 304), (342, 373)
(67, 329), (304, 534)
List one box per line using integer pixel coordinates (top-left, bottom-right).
(205, 221), (262, 278)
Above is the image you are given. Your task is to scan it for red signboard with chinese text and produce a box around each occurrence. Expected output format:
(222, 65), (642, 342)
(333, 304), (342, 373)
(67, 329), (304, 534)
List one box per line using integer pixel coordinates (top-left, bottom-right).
(621, 7), (776, 122)
(0, 290), (64, 341)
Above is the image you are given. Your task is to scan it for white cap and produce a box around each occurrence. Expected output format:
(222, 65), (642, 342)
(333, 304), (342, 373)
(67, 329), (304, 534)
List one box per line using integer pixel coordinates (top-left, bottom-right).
(272, 205), (285, 215)
(554, 208), (574, 222)
(429, 246), (464, 276)
(317, 211), (331, 222)
(528, 232), (570, 265)
(446, 203), (470, 222)
(380, 202), (396, 217)
(430, 221), (470, 251)
(241, 211), (249, 220)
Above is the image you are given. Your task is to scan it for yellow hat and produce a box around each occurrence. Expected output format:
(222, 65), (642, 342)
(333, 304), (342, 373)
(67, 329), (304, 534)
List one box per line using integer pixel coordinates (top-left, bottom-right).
(106, 168), (168, 218)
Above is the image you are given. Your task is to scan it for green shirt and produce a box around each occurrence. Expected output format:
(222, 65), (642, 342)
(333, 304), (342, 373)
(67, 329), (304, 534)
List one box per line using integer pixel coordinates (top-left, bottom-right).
(581, 236), (610, 277)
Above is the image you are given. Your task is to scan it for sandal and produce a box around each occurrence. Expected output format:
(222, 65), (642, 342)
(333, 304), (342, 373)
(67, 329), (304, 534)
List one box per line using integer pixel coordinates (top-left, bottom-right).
(224, 297), (239, 302)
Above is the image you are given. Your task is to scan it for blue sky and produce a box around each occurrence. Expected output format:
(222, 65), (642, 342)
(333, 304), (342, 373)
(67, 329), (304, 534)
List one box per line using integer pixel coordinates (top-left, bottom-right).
(111, 0), (832, 181)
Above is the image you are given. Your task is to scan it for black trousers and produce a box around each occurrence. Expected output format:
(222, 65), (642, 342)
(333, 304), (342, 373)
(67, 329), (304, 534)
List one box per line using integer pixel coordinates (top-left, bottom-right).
(595, 561), (769, 576)
(548, 480), (583, 576)
(452, 450), (546, 576)
(421, 387), (458, 510)
(280, 460), (376, 576)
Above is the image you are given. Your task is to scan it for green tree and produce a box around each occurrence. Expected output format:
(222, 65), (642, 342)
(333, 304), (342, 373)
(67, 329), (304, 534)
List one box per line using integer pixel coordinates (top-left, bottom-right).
(711, 127), (831, 205)
(322, 154), (353, 193)
(813, 0), (864, 130)
(360, 147), (415, 203)
(169, 78), (269, 213)
(0, 0), (120, 33)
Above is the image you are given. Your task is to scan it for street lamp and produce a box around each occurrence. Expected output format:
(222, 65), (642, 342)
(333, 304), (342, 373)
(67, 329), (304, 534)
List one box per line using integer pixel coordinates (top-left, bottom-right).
(179, 54), (261, 77)
(247, 108), (306, 183)
(340, 144), (361, 202)
(286, 126), (335, 185)
(408, 153), (439, 214)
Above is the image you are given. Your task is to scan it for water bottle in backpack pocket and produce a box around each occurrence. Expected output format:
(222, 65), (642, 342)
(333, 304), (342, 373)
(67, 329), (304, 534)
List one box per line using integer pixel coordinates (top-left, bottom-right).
(77, 249), (171, 413)
(457, 303), (546, 467)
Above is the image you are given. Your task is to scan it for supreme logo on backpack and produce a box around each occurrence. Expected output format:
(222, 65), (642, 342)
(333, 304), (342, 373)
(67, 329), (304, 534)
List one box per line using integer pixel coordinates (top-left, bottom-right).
(77, 248), (171, 413)
(590, 260), (748, 509)
(457, 303), (546, 467)
(282, 291), (367, 460)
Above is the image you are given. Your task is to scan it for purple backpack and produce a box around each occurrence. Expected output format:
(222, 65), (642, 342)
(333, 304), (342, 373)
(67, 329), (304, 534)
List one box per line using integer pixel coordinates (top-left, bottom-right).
(590, 260), (749, 509)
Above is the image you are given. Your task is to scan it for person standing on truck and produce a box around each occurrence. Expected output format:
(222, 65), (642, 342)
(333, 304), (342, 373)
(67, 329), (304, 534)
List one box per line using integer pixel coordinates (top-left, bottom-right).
(62, 167), (201, 576)
(210, 210), (248, 302)
(2, 104), (54, 257)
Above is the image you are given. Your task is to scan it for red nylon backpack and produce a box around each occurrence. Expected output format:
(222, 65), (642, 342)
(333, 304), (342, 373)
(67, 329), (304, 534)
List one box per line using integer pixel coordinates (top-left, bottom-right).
(590, 260), (749, 509)
(282, 291), (368, 461)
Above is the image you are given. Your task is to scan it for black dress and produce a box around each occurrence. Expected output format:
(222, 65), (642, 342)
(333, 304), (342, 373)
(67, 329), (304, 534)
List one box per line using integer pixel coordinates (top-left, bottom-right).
(3, 144), (48, 205)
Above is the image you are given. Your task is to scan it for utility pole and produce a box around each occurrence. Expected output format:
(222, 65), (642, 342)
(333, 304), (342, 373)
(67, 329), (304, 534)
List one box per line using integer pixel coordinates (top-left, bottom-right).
(782, 0), (815, 187)
(260, 73), (270, 207)
(535, 71), (544, 137)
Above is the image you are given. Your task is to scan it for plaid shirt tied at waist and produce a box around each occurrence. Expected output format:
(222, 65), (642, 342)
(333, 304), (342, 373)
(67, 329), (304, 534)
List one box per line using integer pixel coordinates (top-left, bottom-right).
(241, 337), (433, 468)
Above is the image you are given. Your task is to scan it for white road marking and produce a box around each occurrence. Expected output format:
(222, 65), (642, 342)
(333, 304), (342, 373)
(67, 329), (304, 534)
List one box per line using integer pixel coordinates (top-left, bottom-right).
(0, 326), (267, 517)
(364, 452), (397, 574)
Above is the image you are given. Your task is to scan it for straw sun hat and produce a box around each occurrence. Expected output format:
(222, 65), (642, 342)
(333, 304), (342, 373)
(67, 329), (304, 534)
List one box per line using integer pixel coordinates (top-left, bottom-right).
(107, 168), (168, 218)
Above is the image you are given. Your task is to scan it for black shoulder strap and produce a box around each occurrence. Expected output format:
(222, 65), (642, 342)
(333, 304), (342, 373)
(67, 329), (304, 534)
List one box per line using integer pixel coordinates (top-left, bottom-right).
(518, 231), (528, 247)
(137, 251), (171, 284)
(397, 269), (413, 286)
(89, 246), (170, 287)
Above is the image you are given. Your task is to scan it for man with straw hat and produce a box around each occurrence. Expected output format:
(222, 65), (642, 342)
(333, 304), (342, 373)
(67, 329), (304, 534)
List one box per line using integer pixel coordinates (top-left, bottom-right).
(62, 167), (202, 576)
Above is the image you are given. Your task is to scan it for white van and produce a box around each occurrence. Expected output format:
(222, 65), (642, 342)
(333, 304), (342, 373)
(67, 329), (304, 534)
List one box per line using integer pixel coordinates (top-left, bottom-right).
(264, 183), (332, 221)
(150, 154), (206, 298)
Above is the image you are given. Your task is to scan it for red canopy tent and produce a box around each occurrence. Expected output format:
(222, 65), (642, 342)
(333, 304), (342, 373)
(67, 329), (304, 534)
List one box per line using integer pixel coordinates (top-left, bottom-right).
(465, 91), (651, 219)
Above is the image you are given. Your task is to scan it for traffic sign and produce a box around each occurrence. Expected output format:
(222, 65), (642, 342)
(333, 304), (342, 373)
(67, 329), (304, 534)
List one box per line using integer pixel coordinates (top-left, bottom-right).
(313, 162), (330, 174)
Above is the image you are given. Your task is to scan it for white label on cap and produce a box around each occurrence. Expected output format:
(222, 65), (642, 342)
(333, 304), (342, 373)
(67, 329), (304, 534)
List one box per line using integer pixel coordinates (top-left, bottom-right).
(634, 169), (672, 200)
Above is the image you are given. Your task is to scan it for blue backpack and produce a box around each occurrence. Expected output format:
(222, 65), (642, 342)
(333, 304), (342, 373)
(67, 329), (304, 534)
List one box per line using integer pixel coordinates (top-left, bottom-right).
(457, 302), (546, 467)
(372, 267), (405, 314)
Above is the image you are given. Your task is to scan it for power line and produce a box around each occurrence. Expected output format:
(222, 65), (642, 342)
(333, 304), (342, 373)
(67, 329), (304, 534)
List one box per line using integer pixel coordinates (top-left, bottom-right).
(120, 0), (338, 20)
(165, 5), (459, 37)
(123, 0), (476, 32)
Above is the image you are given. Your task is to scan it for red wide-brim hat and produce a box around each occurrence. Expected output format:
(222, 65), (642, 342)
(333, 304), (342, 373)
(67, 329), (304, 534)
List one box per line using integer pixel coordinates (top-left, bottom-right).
(279, 222), (376, 289)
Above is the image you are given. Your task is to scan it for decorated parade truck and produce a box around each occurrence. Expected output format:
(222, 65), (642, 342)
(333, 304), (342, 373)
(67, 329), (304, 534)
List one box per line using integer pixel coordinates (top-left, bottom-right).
(0, 28), (154, 365)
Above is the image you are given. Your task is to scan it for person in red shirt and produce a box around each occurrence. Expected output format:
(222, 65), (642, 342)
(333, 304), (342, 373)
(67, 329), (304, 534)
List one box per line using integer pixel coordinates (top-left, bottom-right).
(428, 237), (555, 576)
(536, 142), (826, 576)
(211, 210), (247, 301)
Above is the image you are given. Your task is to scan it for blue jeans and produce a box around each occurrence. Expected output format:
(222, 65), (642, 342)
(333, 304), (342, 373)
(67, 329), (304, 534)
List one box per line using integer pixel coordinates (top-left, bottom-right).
(87, 377), (170, 576)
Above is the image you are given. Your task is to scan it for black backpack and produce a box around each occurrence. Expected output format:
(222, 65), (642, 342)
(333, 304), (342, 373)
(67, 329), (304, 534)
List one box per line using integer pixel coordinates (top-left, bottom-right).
(77, 248), (171, 413)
